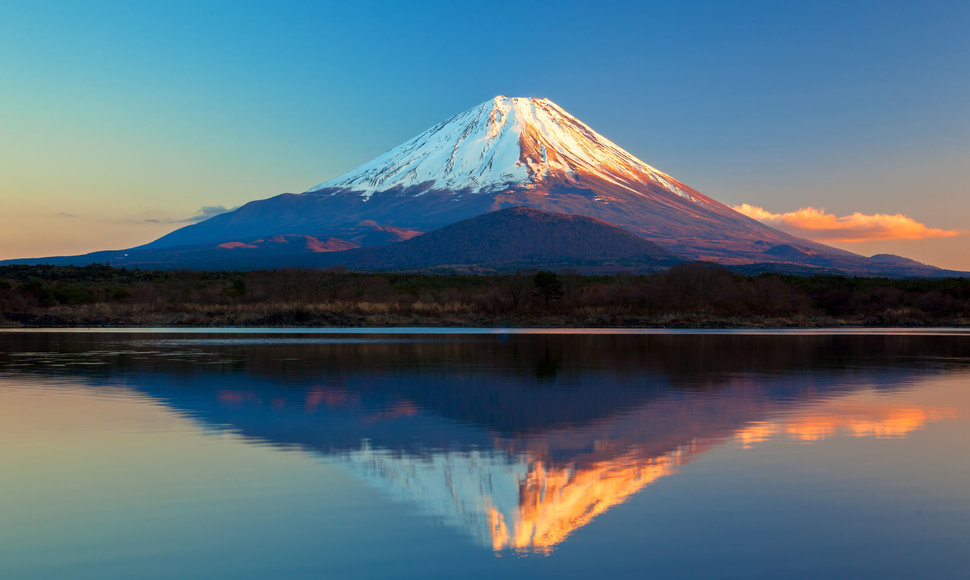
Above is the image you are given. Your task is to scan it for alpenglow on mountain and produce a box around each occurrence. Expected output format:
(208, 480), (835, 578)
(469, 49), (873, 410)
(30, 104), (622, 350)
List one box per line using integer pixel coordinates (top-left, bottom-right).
(307, 96), (696, 199)
(6, 96), (952, 275)
(152, 95), (782, 261)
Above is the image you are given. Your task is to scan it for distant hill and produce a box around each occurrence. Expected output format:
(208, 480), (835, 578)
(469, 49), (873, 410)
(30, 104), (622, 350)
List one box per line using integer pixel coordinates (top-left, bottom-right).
(209, 207), (677, 272)
(349, 206), (674, 270)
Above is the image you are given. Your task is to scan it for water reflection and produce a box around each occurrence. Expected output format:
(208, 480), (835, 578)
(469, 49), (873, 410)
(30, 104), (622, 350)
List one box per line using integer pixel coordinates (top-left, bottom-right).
(735, 403), (956, 447)
(0, 331), (965, 554)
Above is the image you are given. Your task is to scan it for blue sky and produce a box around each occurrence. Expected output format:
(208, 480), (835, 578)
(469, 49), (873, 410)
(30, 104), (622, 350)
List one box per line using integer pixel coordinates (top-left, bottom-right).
(1, 0), (968, 267)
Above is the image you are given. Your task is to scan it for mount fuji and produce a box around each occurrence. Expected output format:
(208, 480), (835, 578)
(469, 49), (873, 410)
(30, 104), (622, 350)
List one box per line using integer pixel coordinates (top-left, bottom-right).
(6, 96), (955, 276)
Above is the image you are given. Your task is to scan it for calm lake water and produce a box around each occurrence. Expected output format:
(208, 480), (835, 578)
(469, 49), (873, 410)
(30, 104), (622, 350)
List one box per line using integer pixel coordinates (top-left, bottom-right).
(1, 329), (969, 579)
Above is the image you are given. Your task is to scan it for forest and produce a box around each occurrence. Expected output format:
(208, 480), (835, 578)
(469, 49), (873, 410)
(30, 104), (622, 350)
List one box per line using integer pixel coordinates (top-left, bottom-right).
(1, 263), (968, 327)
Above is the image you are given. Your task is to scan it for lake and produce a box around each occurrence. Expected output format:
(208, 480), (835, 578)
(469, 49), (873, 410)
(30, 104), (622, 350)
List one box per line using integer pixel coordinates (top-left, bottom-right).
(1, 329), (968, 579)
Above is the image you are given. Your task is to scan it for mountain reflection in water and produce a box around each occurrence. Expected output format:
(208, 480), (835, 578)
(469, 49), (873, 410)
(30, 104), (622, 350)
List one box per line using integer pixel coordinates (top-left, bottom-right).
(0, 331), (964, 554)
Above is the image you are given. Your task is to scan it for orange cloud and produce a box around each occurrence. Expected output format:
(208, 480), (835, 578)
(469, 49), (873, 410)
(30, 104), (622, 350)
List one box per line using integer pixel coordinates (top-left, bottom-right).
(733, 204), (963, 242)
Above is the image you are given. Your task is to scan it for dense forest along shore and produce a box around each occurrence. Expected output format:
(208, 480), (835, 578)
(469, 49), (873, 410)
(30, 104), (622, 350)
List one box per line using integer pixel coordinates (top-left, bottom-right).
(1, 264), (968, 328)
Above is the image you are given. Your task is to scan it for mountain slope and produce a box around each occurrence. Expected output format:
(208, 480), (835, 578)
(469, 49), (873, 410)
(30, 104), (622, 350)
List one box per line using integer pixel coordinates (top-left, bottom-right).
(1, 208), (675, 272)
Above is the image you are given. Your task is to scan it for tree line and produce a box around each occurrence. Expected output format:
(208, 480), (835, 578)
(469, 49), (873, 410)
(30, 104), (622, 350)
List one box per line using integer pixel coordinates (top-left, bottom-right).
(1, 263), (968, 327)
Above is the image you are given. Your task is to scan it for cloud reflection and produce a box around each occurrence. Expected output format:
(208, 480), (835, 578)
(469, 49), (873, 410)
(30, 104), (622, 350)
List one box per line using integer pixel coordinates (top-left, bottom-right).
(736, 403), (956, 447)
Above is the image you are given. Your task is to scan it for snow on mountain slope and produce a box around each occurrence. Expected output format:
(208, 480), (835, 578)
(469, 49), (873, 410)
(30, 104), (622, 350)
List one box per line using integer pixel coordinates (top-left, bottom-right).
(307, 96), (700, 203)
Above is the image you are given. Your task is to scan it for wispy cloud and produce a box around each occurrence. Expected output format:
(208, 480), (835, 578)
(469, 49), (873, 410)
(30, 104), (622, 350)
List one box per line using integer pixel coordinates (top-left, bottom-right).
(185, 205), (233, 223)
(128, 205), (235, 225)
(733, 204), (964, 242)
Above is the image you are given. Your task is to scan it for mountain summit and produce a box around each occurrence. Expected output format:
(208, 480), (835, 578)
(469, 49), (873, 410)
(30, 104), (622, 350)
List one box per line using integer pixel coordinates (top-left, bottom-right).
(6, 96), (952, 276)
(307, 96), (696, 201)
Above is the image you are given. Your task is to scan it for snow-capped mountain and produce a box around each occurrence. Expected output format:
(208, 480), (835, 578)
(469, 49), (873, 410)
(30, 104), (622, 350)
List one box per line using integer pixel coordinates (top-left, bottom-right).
(5, 96), (953, 275)
(140, 95), (864, 265)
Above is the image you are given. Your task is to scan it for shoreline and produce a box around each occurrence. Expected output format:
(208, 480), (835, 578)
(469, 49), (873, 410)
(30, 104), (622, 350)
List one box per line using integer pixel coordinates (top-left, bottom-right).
(3, 314), (969, 331)
(2, 326), (970, 335)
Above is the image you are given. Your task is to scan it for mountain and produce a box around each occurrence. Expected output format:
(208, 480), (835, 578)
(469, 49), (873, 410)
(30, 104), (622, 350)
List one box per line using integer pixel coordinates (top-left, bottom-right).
(4, 96), (961, 276)
(146, 96), (825, 263)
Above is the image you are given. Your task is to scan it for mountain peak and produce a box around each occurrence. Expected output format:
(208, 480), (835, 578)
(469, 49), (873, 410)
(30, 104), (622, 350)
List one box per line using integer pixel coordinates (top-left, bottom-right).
(304, 96), (696, 202)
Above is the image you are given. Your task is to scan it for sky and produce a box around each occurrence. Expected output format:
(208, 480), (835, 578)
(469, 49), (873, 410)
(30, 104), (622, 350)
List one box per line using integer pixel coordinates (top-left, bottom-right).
(1, 0), (968, 269)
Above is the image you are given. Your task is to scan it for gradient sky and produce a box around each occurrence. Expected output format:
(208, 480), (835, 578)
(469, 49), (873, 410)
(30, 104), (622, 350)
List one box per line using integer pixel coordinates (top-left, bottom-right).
(1, 0), (968, 269)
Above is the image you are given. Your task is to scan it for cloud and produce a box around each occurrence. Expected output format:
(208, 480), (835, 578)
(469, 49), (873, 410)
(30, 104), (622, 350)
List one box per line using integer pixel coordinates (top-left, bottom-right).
(127, 205), (235, 225)
(185, 205), (233, 223)
(733, 204), (964, 242)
